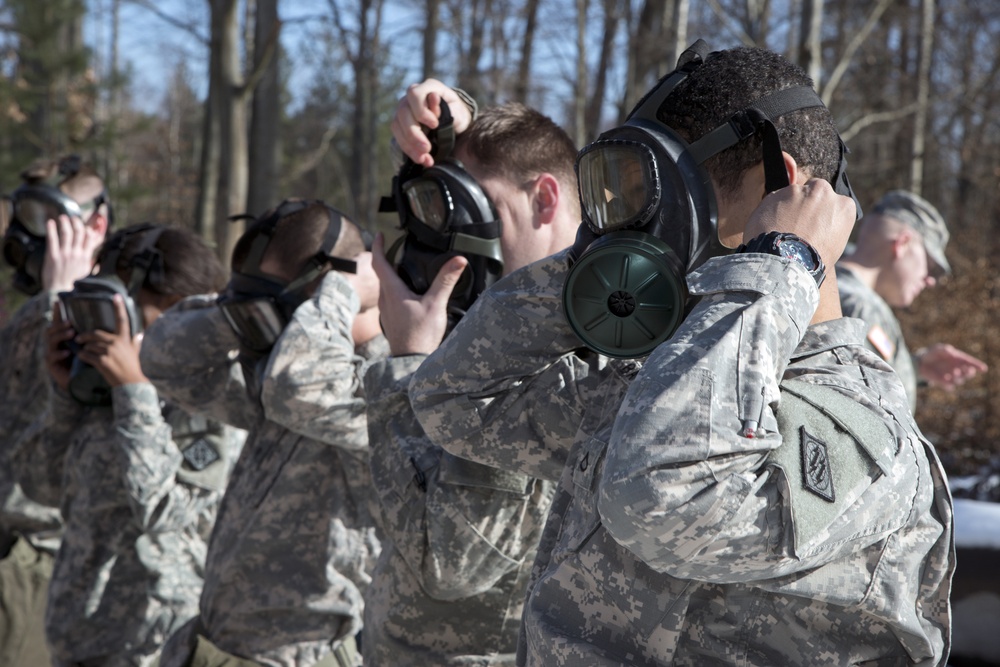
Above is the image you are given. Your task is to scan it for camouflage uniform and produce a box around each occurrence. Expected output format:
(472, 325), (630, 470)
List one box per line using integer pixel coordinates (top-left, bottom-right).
(0, 293), (66, 667)
(363, 355), (557, 666)
(412, 250), (954, 666)
(7, 372), (242, 667)
(836, 263), (918, 410)
(141, 271), (385, 667)
(0, 292), (64, 553)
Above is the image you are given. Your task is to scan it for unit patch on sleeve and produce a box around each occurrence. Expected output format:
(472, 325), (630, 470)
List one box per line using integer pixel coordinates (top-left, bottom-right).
(800, 426), (835, 502)
(182, 438), (221, 471)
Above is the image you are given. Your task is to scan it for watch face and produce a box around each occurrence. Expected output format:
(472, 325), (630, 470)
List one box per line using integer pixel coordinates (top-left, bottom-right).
(776, 237), (818, 271)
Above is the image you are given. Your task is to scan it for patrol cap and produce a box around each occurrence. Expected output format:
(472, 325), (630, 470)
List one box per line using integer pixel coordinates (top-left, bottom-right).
(872, 190), (950, 276)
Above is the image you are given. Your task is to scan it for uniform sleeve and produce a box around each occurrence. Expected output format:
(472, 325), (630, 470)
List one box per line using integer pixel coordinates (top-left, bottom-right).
(410, 250), (599, 482)
(111, 382), (226, 533)
(7, 387), (83, 507)
(598, 254), (825, 579)
(260, 271), (368, 449)
(0, 293), (57, 451)
(366, 356), (552, 599)
(140, 295), (257, 430)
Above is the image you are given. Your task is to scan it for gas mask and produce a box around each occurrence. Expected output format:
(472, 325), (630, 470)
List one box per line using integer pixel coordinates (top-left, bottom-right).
(218, 200), (358, 357)
(2, 157), (110, 296)
(4, 185), (84, 296)
(563, 39), (861, 359)
(380, 100), (503, 330)
(58, 224), (162, 406)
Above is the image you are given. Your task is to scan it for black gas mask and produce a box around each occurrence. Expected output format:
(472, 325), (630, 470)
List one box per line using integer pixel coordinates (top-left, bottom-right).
(218, 200), (358, 356)
(58, 224), (162, 406)
(380, 100), (503, 330)
(2, 157), (110, 296)
(563, 39), (861, 359)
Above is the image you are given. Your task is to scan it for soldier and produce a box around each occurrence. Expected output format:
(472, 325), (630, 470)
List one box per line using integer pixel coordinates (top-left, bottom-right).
(410, 43), (954, 665)
(0, 156), (111, 666)
(7, 223), (243, 667)
(837, 190), (987, 410)
(364, 84), (582, 665)
(141, 201), (383, 667)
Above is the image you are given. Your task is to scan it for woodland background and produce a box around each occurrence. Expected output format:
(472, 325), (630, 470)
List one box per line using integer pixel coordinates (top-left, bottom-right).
(0, 0), (995, 474)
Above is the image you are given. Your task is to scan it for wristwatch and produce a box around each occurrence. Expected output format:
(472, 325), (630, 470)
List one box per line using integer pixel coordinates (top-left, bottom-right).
(737, 232), (826, 287)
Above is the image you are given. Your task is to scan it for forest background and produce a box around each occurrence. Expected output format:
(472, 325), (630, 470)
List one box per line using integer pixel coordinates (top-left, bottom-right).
(0, 0), (996, 475)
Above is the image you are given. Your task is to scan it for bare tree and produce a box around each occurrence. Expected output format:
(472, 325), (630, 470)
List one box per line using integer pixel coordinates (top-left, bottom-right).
(909, 0), (935, 194)
(247, 0), (281, 217)
(797, 0), (822, 84)
(584, 0), (622, 139)
(196, 0), (244, 259)
(572, 0), (587, 147)
(513, 0), (542, 103)
(328, 0), (387, 226)
(422, 0), (440, 80)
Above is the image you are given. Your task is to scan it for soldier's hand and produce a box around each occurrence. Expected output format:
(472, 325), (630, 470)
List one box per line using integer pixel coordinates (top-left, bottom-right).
(743, 178), (856, 276)
(75, 295), (147, 387)
(344, 251), (380, 312)
(371, 233), (468, 356)
(917, 343), (988, 390)
(45, 305), (76, 391)
(391, 79), (474, 168)
(42, 214), (103, 294)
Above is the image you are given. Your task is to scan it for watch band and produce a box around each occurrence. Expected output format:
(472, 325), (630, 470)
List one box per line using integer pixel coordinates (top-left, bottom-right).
(737, 231), (826, 287)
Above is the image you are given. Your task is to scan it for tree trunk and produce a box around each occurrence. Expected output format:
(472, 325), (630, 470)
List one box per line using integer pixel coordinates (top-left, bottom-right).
(572, 0), (587, 147)
(798, 0), (822, 85)
(585, 0), (620, 139)
(247, 0), (281, 218)
(513, 0), (541, 103)
(196, 0), (246, 262)
(672, 0), (688, 65)
(422, 0), (440, 80)
(909, 0), (934, 194)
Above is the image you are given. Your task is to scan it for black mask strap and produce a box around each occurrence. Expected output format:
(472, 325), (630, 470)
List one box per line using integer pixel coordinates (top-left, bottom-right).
(98, 223), (166, 296)
(431, 100), (456, 161)
(235, 199), (357, 293)
(686, 85), (862, 220)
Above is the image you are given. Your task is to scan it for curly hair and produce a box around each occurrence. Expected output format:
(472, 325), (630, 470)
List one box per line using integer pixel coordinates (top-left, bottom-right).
(653, 46), (841, 197)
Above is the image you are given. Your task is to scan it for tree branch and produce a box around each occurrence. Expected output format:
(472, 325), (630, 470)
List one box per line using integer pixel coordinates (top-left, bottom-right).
(704, 0), (756, 46)
(285, 125), (338, 182)
(840, 103), (919, 143)
(124, 0), (209, 45)
(820, 0), (892, 105)
(239, 20), (282, 102)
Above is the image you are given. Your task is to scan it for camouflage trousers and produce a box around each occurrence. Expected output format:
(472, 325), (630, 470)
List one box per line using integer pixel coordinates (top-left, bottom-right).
(187, 634), (360, 667)
(0, 536), (54, 667)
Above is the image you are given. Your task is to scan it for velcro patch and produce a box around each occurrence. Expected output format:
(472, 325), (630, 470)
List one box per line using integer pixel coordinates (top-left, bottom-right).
(182, 438), (221, 471)
(800, 426), (835, 502)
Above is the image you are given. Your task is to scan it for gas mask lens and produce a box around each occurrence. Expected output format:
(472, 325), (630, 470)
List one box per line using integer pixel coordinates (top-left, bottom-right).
(219, 297), (287, 353)
(12, 193), (83, 236)
(61, 295), (119, 334)
(577, 142), (659, 232)
(403, 178), (452, 231)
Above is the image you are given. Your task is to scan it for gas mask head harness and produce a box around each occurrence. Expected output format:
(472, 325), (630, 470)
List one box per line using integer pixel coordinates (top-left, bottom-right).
(218, 199), (358, 354)
(380, 99), (503, 330)
(59, 223), (164, 406)
(563, 39), (861, 359)
(3, 155), (112, 296)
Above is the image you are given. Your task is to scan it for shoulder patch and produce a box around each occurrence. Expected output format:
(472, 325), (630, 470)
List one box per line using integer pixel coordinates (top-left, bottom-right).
(867, 324), (895, 361)
(770, 379), (895, 555)
(800, 426), (835, 502)
(182, 438), (221, 471)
